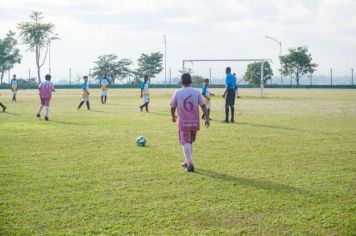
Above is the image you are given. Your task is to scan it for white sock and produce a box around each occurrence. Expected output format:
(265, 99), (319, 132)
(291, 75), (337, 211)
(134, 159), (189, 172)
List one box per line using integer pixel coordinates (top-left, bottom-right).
(45, 106), (49, 117)
(37, 105), (43, 114)
(182, 143), (193, 166)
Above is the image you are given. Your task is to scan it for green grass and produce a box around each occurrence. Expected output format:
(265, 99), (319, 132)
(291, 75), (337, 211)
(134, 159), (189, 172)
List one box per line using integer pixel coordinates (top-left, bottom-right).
(0, 88), (355, 235)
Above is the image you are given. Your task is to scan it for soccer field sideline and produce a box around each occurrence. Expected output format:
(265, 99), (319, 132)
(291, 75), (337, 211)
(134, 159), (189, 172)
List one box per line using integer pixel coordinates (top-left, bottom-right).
(0, 88), (356, 235)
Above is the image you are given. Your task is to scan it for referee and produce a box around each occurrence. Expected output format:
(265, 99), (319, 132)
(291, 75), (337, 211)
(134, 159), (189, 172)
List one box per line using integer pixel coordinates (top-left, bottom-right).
(222, 67), (236, 123)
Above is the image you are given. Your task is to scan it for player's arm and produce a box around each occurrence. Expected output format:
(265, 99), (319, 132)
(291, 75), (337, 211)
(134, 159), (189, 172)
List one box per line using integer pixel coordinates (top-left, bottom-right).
(171, 107), (177, 122)
(200, 104), (210, 127)
(223, 88), (228, 98)
(84, 88), (89, 95)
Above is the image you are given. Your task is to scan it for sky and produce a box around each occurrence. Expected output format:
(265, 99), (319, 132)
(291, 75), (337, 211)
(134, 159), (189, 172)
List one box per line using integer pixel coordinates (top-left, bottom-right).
(0, 0), (356, 83)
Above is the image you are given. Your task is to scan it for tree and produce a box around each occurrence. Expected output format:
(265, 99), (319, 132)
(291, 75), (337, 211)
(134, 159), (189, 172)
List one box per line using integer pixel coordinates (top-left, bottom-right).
(135, 52), (163, 81)
(92, 54), (132, 84)
(0, 31), (22, 84)
(18, 11), (58, 83)
(280, 46), (318, 86)
(191, 75), (204, 87)
(243, 61), (273, 85)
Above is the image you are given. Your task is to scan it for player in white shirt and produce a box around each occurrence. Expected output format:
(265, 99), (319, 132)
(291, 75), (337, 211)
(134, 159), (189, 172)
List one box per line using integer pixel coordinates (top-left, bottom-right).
(100, 72), (110, 104)
(10, 74), (18, 102)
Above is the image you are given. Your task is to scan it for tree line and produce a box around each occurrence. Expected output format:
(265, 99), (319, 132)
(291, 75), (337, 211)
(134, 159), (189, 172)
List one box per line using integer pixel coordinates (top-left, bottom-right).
(1, 11), (317, 86)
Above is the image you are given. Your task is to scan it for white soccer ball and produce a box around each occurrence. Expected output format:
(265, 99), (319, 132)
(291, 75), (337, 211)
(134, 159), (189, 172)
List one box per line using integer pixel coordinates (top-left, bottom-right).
(136, 136), (146, 147)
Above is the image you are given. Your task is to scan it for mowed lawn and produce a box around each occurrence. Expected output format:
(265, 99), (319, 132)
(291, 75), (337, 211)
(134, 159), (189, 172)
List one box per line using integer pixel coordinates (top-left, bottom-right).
(0, 88), (355, 235)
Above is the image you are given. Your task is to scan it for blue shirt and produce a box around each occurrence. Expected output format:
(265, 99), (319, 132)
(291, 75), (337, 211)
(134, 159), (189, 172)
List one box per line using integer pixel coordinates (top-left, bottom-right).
(202, 85), (207, 95)
(82, 81), (89, 90)
(225, 73), (236, 90)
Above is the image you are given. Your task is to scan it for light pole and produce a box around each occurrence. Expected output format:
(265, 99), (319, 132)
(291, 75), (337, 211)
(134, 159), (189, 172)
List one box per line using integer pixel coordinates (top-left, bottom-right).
(265, 35), (282, 85)
(48, 33), (59, 75)
(352, 68), (354, 86)
(163, 34), (167, 86)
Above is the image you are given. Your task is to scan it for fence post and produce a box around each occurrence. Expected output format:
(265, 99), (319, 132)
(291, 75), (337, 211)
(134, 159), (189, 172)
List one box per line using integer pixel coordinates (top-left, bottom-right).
(69, 68), (72, 85)
(330, 68), (333, 86)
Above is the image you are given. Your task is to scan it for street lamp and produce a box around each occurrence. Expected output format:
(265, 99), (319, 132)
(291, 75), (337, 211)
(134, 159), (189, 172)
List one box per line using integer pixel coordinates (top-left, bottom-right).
(48, 33), (59, 75)
(265, 35), (282, 85)
(163, 34), (167, 86)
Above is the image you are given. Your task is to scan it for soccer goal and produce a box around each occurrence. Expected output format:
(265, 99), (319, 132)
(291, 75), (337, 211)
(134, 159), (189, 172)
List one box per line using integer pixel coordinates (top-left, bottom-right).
(182, 59), (272, 98)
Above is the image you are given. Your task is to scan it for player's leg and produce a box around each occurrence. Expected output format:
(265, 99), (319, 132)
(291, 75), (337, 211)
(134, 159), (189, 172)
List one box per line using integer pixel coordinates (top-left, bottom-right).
(86, 98), (90, 110)
(230, 105), (235, 123)
(78, 100), (84, 109)
(12, 92), (16, 102)
(37, 99), (44, 117)
(104, 95), (107, 104)
(145, 96), (149, 112)
(44, 99), (50, 120)
(0, 102), (6, 112)
(225, 104), (229, 122)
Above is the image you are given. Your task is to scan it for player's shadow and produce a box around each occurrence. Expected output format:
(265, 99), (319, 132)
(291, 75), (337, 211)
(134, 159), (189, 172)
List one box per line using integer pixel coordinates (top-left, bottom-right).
(2, 112), (19, 116)
(195, 168), (310, 195)
(237, 121), (307, 132)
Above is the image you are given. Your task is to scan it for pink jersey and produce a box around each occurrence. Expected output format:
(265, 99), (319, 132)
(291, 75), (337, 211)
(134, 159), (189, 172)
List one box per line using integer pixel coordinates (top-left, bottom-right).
(39, 80), (54, 99)
(170, 87), (204, 131)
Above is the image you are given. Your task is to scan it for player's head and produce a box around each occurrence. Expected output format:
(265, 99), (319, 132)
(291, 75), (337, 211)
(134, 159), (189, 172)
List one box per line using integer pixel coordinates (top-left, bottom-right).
(204, 78), (209, 86)
(83, 76), (88, 82)
(144, 75), (149, 82)
(233, 73), (236, 76)
(13, 74), (16, 79)
(181, 73), (192, 86)
(45, 74), (51, 81)
(226, 67), (231, 74)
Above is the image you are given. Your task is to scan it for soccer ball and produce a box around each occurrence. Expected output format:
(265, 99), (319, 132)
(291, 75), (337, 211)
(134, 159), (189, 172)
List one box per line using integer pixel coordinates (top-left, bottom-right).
(136, 136), (146, 146)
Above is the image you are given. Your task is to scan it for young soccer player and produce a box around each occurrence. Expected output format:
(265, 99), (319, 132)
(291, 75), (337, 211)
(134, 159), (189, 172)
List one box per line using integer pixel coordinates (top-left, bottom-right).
(77, 76), (90, 110)
(201, 78), (214, 120)
(170, 73), (210, 172)
(233, 72), (240, 98)
(10, 74), (18, 102)
(140, 75), (150, 112)
(222, 67), (236, 123)
(0, 92), (6, 112)
(36, 74), (55, 121)
(100, 72), (110, 104)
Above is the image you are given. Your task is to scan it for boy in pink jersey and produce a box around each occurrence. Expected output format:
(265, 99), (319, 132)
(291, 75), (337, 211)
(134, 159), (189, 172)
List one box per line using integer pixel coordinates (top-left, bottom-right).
(170, 73), (210, 172)
(36, 74), (55, 121)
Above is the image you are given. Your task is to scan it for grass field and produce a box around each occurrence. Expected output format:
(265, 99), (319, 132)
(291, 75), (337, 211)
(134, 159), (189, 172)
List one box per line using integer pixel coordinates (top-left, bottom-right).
(0, 88), (355, 235)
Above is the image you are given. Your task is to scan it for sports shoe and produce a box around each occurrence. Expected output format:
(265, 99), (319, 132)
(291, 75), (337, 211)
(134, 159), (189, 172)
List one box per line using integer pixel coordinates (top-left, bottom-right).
(186, 165), (195, 172)
(140, 106), (143, 112)
(45, 116), (49, 121)
(230, 119), (235, 123)
(3, 106), (6, 112)
(36, 114), (41, 118)
(181, 162), (188, 169)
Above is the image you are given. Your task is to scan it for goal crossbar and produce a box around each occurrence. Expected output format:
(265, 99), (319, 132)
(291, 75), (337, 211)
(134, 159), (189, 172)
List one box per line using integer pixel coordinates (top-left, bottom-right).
(182, 59), (272, 98)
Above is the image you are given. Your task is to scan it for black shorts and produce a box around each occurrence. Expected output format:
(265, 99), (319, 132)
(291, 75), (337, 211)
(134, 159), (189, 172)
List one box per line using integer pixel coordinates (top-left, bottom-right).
(225, 89), (236, 106)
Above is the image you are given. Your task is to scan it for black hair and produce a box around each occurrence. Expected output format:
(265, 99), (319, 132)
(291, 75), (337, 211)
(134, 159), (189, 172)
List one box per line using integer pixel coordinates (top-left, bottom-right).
(45, 74), (51, 81)
(204, 78), (209, 82)
(181, 73), (192, 85)
(226, 67), (231, 73)
(83, 76), (88, 79)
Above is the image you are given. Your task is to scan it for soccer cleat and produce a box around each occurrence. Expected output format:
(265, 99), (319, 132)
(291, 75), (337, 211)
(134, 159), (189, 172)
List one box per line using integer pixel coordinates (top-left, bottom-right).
(230, 119), (235, 123)
(186, 165), (195, 172)
(181, 162), (188, 169)
(45, 116), (49, 121)
(36, 114), (41, 118)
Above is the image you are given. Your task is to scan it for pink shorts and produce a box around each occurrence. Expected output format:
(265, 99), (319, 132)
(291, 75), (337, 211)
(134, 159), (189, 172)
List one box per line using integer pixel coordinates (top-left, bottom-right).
(40, 97), (51, 106)
(179, 131), (197, 145)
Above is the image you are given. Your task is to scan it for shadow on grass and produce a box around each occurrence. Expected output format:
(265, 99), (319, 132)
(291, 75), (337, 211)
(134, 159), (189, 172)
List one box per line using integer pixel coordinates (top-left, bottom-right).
(195, 168), (310, 195)
(237, 121), (307, 132)
(49, 120), (81, 125)
(1, 111), (19, 116)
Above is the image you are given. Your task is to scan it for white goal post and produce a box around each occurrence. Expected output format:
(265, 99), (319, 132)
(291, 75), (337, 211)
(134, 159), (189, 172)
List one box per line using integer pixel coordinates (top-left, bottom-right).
(182, 59), (272, 98)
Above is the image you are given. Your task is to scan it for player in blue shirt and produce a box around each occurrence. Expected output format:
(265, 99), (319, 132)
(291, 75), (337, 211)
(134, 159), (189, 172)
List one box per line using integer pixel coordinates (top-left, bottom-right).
(100, 72), (111, 104)
(77, 76), (90, 110)
(10, 74), (18, 102)
(222, 67), (236, 123)
(140, 75), (150, 112)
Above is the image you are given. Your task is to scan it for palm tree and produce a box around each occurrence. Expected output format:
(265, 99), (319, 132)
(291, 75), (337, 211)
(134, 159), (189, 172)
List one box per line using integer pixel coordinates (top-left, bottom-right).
(18, 11), (58, 83)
